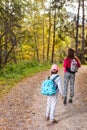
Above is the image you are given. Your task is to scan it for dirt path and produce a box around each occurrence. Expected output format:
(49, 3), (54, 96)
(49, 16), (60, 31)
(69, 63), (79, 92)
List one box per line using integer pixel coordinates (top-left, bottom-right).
(0, 66), (87, 130)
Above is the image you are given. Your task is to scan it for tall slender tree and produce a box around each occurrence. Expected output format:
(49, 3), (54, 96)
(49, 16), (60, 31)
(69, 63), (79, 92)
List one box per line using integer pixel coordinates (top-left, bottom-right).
(51, 7), (56, 63)
(47, 8), (51, 62)
(81, 0), (85, 63)
(75, 0), (81, 56)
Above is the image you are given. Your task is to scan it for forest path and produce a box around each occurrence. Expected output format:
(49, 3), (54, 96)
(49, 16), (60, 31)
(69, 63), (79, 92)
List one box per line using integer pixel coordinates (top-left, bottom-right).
(0, 66), (87, 130)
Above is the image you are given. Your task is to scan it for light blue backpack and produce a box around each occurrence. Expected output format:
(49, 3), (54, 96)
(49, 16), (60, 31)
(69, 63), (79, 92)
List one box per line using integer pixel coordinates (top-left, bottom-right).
(41, 75), (59, 96)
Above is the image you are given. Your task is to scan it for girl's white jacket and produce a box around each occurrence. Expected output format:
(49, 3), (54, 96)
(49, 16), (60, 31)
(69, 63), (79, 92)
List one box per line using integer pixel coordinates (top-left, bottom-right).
(50, 74), (63, 96)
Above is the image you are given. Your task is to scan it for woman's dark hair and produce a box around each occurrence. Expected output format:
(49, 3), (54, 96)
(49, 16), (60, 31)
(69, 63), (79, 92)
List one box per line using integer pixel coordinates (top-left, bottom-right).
(67, 48), (75, 59)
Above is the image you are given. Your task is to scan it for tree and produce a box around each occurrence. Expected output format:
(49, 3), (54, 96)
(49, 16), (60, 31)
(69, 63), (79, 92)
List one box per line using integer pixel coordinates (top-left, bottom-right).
(51, 7), (56, 63)
(47, 7), (52, 62)
(75, 0), (81, 56)
(81, 0), (85, 63)
(0, 0), (28, 66)
(50, 0), (66, 63)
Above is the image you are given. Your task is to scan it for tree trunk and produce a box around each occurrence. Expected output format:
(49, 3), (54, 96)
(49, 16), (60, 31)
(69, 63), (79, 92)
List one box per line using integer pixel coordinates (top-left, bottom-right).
(4, 19), (8, 64)
(47, 9), (51, 62)
(4, 38), (17, 64)
(51, 8), (56, 63)
(81, 0), (85, 64)
(42, 12), (45, 62)
(0, 40), (2, 68)
(34, 32), (39, 62)
(75, 0), (81, 56)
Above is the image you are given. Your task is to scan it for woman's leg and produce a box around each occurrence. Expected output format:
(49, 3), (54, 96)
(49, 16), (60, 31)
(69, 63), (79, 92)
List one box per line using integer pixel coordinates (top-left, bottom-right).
(63, 72), (70, 104)
(63, 72), (70, 97)
(70, 74), (75, 97)
(69, 74), (75, 103)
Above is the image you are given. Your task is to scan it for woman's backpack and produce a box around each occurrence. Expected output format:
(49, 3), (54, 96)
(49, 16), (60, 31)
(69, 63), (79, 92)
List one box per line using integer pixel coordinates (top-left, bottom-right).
(70, 59), (78, 72)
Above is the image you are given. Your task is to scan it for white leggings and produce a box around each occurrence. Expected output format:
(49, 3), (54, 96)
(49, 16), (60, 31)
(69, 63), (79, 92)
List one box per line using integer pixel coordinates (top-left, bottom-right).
(46, 94), (58, 121)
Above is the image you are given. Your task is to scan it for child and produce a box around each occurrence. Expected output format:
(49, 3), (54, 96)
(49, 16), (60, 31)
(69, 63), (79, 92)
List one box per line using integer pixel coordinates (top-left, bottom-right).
(45, 64), (63, 124)
(63, 48), (81, 105)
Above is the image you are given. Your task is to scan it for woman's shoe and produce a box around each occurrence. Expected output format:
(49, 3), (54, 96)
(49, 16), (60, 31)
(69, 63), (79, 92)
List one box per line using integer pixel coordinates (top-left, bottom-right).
(63, 96), (67, 105)
(68, 98), (72, 103)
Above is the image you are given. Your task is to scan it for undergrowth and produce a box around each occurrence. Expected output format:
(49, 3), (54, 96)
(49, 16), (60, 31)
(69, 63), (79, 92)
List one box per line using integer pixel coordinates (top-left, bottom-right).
(0, 60), (51, 99)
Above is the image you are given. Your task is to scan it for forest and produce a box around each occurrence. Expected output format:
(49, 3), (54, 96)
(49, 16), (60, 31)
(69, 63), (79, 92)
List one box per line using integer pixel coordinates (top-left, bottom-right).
(0, 0), (87, 67)
(0, 0), (87, 89)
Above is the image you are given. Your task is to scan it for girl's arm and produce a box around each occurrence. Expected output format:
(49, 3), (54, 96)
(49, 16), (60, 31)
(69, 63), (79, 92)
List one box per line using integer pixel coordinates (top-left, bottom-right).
(57, 77), (64, 96)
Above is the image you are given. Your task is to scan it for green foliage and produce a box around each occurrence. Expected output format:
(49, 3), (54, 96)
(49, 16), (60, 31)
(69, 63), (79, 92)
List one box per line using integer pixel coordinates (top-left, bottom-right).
(0, 60), (49, 82)
(0, 60), (51, 99)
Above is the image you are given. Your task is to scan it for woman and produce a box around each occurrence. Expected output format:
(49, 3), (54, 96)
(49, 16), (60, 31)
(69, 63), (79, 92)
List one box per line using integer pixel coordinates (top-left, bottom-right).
(63, 48), (81, 105)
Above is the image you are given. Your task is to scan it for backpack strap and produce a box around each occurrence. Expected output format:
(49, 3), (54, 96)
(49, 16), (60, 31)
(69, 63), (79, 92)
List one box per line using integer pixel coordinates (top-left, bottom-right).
(48, 76), (50, 79)
(52, 75), (59, 81)
(52, 75), (59, 90)
(48, 75), (59, 80)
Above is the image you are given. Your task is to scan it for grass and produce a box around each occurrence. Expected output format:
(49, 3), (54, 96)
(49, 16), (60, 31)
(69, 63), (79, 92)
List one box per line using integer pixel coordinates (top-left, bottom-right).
(0, 61), (51, 99)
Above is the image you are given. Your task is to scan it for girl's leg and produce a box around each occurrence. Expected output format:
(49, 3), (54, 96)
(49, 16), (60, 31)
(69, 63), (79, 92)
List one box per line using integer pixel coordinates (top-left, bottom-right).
(46, 97), (51, 118)
(50, 95), (58, 121)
